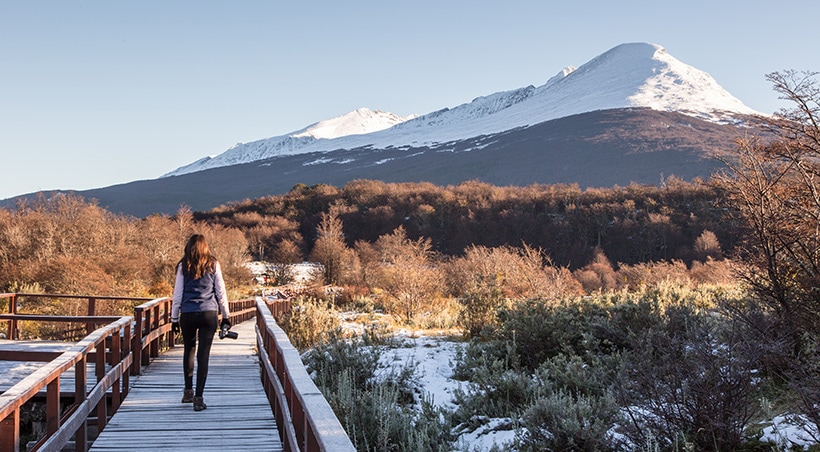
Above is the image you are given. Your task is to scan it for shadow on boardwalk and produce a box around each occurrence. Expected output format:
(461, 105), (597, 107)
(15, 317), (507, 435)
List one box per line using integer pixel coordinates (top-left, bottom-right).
(90, 319), (283, 451)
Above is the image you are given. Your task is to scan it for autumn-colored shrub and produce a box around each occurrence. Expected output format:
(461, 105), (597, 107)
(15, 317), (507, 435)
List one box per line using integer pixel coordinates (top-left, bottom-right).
(689, 257), (735, 285)
(573, 248), (618, 294)
(278, 297), (341, 352)
(616, 259), (690, 290)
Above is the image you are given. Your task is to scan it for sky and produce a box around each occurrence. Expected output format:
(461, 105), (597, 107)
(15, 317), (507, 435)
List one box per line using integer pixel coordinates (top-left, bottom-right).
(2, 1), (819, 201)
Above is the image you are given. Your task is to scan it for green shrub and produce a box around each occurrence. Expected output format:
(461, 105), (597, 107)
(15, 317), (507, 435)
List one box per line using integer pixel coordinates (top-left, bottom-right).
(535, 352), (622, 399)
(458, 287), (505, 338)
(304, 333), (381, 391)
(333, 371), (453, 452)
(494, 297), (610, 370)
(515, 389), (625, 452)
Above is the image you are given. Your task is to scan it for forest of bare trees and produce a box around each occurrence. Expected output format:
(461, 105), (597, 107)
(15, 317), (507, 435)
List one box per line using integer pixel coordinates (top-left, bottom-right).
(0, 196), (251, 299)
(199, 176), (731, 270)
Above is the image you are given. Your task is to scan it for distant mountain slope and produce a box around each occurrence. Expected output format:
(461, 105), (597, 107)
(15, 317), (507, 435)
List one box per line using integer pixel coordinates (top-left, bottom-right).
(9, 109), (757, 218)
(165, 108), (415, 176)
(164, 42), (761, 177)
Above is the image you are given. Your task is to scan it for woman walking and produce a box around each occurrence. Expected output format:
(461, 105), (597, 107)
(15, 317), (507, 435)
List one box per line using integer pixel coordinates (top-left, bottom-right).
(171, 234), (231, 411)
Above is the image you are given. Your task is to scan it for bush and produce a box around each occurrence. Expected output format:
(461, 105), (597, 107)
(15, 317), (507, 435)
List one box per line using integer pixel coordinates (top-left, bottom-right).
(279, 296), (341, 351)
(494, 298), (609, 370)
(458, 288), (505, 338)
(516, 389), (625, 452)
(616, 260), (690, 290)
(616, 310), (765, 450)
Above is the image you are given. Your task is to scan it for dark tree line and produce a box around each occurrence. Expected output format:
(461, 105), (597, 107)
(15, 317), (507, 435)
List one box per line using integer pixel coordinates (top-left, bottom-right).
(198, 177), (733, 270)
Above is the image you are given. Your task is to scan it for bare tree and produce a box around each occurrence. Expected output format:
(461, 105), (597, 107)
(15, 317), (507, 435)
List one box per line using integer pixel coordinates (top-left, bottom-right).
(309, 209), (351, 285)
(373, 226), (440, 322)
(712, 70), (820, 438)
(693, 230), (723, 261)
(712, 70), (820, 334)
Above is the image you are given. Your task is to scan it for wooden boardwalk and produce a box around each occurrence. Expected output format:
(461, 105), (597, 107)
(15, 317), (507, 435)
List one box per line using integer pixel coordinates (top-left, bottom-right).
(89, 319), (283, 451)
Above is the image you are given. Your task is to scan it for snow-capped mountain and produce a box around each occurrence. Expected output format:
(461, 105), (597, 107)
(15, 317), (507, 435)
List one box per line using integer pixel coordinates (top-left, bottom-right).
(5, 42), (767, 217)
(164, 42), (761, 177)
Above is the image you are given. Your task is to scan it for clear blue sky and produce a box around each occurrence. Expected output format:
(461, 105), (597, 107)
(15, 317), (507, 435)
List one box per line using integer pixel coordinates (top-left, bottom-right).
(1, 1), (818, 201)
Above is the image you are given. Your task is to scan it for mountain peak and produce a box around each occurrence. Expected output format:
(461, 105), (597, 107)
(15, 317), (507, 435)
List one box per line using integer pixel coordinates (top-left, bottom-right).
(533, 41), (758, 119)
(292, 108), (416, 140)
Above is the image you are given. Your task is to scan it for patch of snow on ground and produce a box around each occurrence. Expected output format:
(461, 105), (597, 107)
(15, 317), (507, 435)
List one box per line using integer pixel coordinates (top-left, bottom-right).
(760, 414), (820, 450)
(452, 417), (518, 452)
(373, 333), (820, 451)
(379, 334), (518, 451)
(379, 334), (463, 410)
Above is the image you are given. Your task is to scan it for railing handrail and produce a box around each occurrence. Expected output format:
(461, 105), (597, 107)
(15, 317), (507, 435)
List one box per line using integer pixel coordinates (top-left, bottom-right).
(1, 292), (160, 341)
(0, 316), (133, 452)
(3, 293), (158, 302)
(255, 297), (355, 452)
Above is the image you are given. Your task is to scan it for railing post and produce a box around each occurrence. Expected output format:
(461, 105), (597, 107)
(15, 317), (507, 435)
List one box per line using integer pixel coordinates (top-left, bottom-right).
(163, 299), (174, 349)
(111, 329), (122, 411)
(8, 293), (17, 340)
(132, 308), (143, 375)
(86, 297), (97, 336)
(95, 340), (107, 433)
(46, 378), (60, 436)
(143, 307), (152, 365)
(149, 305), (159, 359)
(290, 388), (305, 450)
(75, 355), (88, 452)
(122, 322), (131, 395)
(0, 409), (20, 452)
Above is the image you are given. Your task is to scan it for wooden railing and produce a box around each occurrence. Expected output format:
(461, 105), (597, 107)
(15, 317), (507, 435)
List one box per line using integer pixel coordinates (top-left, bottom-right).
(0, 293), (171, 452)
(255, 297), (355, 452)
(1, 293), (159, 341)
(131, 296), (174, 375)
(0, 316), (132, 452)
(1, 293), (354, 451)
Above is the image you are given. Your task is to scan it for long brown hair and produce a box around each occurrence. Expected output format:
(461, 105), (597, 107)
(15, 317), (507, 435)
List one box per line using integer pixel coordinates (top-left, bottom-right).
(179, 234), (216, 280)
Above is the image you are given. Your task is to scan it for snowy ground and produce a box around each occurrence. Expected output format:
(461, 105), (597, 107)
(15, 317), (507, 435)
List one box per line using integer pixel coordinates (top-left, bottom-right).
(377, 333), (517, 451)
(375, 333), (819, 451)
(245, 261), (322, 285)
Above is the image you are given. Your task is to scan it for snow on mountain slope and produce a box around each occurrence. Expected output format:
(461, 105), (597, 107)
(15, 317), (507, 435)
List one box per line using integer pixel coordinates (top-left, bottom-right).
(291, 107), (415, 140)
(164, 42), (762, 177)
(165, 108), (414, 176)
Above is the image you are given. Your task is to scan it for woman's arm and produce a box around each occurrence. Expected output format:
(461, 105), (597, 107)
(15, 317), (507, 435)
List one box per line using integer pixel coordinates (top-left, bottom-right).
(171, 263), (184, 321)
(214, 261), (231, 319)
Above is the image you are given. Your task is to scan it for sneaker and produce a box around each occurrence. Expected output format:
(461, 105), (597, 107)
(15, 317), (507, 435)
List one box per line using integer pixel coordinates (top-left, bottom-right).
(193, 396), (207, 411)
(181, 389), (194, 403)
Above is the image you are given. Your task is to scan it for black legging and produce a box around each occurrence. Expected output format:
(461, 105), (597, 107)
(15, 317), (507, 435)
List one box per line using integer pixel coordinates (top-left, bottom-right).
(179, 311), (218, 397)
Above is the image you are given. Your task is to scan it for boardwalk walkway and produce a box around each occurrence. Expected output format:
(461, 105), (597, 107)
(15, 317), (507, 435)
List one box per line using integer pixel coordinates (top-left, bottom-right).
(89, 319), (283, 451)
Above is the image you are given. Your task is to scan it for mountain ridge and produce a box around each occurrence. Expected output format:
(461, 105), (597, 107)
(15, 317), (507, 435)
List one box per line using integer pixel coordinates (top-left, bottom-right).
(3, 108), (761, 217)
(164, 42), (761, 177)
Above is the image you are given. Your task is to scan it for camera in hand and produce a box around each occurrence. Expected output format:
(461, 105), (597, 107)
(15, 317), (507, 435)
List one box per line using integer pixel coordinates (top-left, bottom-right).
(219, 324), (238, 340)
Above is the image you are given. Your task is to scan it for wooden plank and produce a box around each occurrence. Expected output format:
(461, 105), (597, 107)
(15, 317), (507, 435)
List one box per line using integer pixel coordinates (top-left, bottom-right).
(90, 319), (283, 451)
